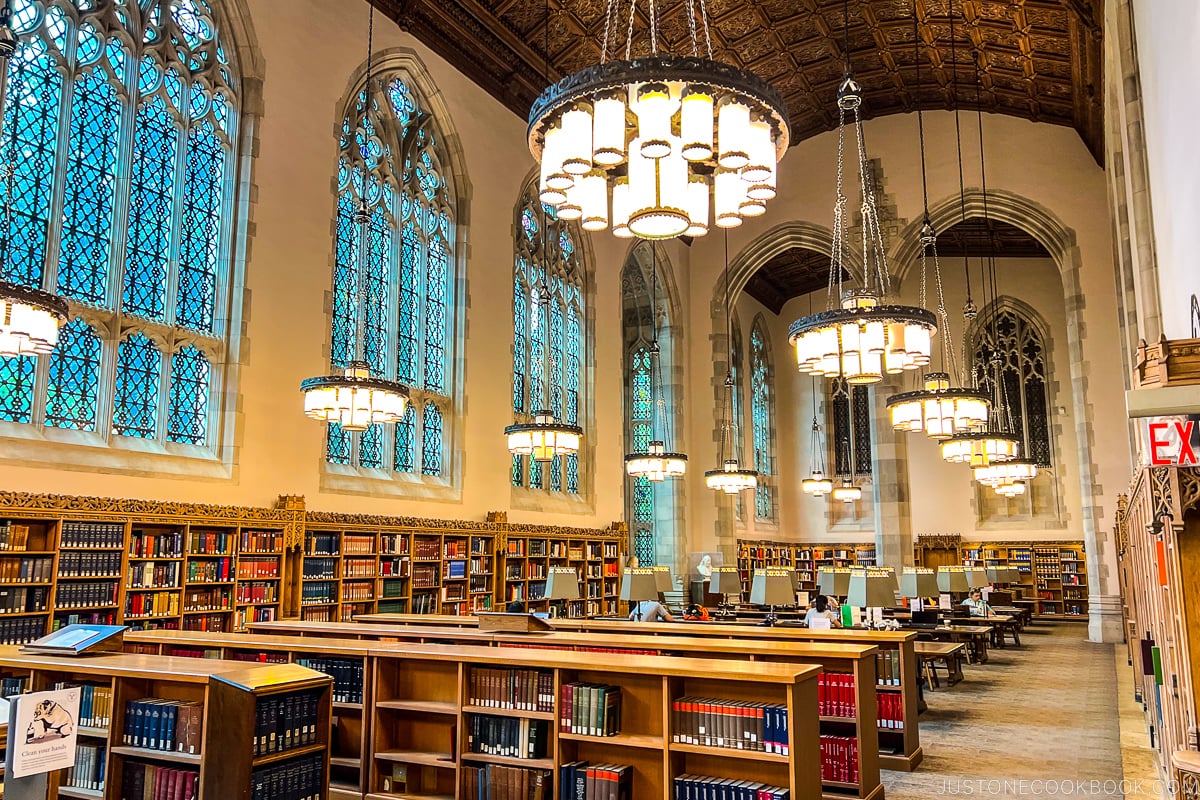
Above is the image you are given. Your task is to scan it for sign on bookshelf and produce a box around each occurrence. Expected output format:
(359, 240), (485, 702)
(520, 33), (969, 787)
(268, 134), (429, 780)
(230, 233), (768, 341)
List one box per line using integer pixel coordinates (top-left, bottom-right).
(6, 687), (81, 779)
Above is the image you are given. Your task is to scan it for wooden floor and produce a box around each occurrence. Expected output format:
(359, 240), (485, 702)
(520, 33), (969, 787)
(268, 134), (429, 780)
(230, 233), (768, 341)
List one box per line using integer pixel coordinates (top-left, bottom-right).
(881, 623), (1156, 799)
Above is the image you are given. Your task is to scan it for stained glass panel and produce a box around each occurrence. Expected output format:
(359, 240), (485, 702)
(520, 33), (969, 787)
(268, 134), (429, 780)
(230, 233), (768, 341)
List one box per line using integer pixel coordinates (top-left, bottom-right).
(331, 191), (356, 368)
(511, 454), (524, 487)
(397, 221), (419, 384)
(973, 307), (1052, 468)
(176, 121), (224, 331)
(359, 423), (383, 468)
(394, 404), (415, 473)
(123, 92), (176, 320)
(566, 452), (578, 494)
(326, 423), (351, 464)
(631, 348), (651, 421)
(425, 236), (447, 392)
(167, 345), (209, 445)
(363, 208), (389, 374)
(113, 333), (161, 438)
(633, 529), (656, 567)
(422, 403), (442, 476)
(0, 356), (35, 423)
(512, 277), (526, 413)
(44, 320), (102, 431)
(750, 323), (774, 520)
(58, 67), (120, 305)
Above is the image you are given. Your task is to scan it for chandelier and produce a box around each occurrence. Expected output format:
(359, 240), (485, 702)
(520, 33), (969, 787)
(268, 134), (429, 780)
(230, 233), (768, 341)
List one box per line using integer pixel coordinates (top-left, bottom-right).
(527, 0), (790, 240)
(625, 245), (686, 480)
(301, 1), (409, 432)
(706, 233), (757, 494)
(801, 413), (833, 497)
(506, 410), (583, 463)
(788, 4), (935, 384)
(0, 31), (68, 358)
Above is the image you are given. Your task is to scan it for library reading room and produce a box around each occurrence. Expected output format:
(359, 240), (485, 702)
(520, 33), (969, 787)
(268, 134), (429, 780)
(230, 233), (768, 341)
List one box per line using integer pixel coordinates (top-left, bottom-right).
(0, 0), (1196, 799)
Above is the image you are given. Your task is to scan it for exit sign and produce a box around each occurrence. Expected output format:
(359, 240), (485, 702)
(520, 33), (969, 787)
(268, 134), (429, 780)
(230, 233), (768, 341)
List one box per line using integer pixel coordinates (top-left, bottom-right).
(1148, 420), (1199, 466)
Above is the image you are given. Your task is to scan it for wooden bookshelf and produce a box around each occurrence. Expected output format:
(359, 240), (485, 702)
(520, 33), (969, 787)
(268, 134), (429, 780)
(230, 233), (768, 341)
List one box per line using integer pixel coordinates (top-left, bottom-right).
(0, 646), (331, 800)
(122, 630), (833, 800)
(736, 541), (877, 600)
(501, 528), (623, 618)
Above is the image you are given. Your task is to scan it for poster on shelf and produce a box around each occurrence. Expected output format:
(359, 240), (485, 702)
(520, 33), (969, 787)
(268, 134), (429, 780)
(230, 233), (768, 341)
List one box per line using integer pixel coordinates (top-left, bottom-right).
(6, 686), (81, 779)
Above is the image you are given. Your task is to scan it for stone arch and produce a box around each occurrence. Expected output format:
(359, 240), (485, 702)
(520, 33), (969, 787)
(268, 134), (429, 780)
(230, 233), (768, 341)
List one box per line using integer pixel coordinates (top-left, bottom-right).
(893, 188), (1108, 640)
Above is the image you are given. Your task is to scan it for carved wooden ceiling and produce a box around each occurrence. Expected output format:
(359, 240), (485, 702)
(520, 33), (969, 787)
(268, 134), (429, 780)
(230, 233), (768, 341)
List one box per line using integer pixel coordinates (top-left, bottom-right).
(935, 217), (1051, 258)
(372, 0), (1103, 161)
(744, 248), (846, 314)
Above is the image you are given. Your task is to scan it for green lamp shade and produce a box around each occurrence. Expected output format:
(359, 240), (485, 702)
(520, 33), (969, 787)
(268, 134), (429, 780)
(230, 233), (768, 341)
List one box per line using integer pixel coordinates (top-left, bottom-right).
(899, 568), (939, 598)
(749, 568), (794, 606)
(936, 567), (971, 593)
(543, 566), (581, 600)
(619, 568), (660, 603)
(708, 566), (740, 595)
(966, 567), (989, 589)
(846, 570), (897, 608)
(1001, 567), (1022, 583)
(817, 567), (852, 597)
(652, 565), (674, 593)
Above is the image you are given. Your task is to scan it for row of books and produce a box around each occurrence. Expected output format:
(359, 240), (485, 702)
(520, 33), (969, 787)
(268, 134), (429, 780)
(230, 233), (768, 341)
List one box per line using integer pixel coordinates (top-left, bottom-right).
(877, 693), (905, 729)
(62, 520), (125, 548)
(343, 558), (378, 578)
(183, 587), (231, 611)
(381, 558), (409, 577)
(464, 764), (552, 800)
(122, 762), (199, 800)
(58, 550), (122, 577)
(560, 762), (631, 800)
(236, 606), (277, 626)
(342, 582), (374, 601)
(819, 735), (860, 784)
(413, 537), (443, 560)
(444, 539), (469, 558)
(0, 585), (48, 613)
(186, 557), (233, 583)
(182, 613), (230, 632)
(673, 775), (790, 800)
(55, 681), (113, 727)
(130, 531), (185, 559)
(253, 690), (321, 755)
(0, 523), (32, 551)
(295, 656), (364, 704)
(237, 557), (280, 579)
(875, 650), (902, 686)
(670, 698), (789, 755)
(301, 582), (337, 604)
(306, 533), (340, 556)
(0, 555), (52, 583)
(251, 752), (323, 800)
(1, 675), (28, 696)
(302, 558), (337, 579)
(343, 534), (375, 554)
(59, 581), (121, 610)
(816, 673), (856, 717)
(240, 530), (282, 553)
(128, 562), (181, 588)
(468, 667), (554, 712)
(123, 698), (203, 754)
(54, 611), (117, 627)
(300, 606), (333, 622)
(64, 743), (107, 791)
(446, 560), (468, 579)
(559, 683), (622, 737)
(467, 714), (549, 759)
(413, 564), (439, 587)
(188, 530), (233, 555)
(380, 533), (409, 555)
(126, 592), (181, 618)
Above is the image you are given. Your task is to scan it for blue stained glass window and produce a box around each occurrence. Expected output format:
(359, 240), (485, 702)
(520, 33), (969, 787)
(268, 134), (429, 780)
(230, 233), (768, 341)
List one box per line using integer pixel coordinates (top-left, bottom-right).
(176, 120), (224, 332)
(363, 208), (389, 374)
(44, 319), (101, 431)
(750, 321), (774, 520)
(422, 403), (442, 476)
(633, 530), (656, 567)
(512, 277), (526, 413)
(397, 221), (419, 383)
(394, 404), (415, 473)
(167, 345), (209, 444)
(425, 237), (447, 392)
(359, 424), (383, 468)
(633, 476), (652, 523)
(511, 454), (524, 487)
(3, 40), (62, 288)
(331, 191), (357, 368)
(123, 93), (176, 320)
(113, 333), (162, 438)
(0, 356), (35, 423)
(58, 67), (120, 305)
(632, 348), (651, 420)
(549, 453), (562, 491)
(566, 452), (578, 493)
(326, 423), (351, 464)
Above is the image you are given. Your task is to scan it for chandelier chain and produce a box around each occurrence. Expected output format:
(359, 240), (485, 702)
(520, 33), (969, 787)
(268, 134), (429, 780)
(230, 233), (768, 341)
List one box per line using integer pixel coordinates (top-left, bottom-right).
(912, 1), (929, 219)
(719, 230), (734, 463)
(828, 105), (848, 310)
(684, 0), (699, 57)
(648, 0), (658, 55)
(601, 0), (616, 64)
(352, 1), (379, 370)
(624, 0), (637, 60)
(698, 0), (713, 58)
(949, 6), (974, 313)
(852, 102), (891, 297)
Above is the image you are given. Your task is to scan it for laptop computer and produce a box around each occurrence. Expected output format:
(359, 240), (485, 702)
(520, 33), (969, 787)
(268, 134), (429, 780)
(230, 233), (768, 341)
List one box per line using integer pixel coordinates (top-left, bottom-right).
(909, 610), (941, 628)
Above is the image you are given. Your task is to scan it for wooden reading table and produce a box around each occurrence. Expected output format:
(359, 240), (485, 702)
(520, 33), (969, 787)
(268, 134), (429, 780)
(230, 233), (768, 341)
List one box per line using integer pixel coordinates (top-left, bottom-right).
(913, 642), (966, 689)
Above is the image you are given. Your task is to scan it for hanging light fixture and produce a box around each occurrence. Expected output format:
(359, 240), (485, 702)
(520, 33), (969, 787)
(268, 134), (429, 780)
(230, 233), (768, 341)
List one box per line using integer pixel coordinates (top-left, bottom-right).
(0, 15), (69, 358)
(830, 386), (863, 503)
(885, 4), (989, 438)
(625, 245), (687, 481)
(505, 0), (584, 464)
(527, 0), (790, 240)
(788, 0), (936, 385)
(801, 410), (833, 497)
(706, 232), (758, 494)
(301, 1), (410, 432)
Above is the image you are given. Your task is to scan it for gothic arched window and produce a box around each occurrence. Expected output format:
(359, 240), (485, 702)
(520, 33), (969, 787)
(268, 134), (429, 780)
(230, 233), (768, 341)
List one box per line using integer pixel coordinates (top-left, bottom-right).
(512, 186), (584, 494)
(832, 379), (872, 477)
(0, 0), (237, 453)
(749, 318), (775, 521)
(324, 70), (455, 478)
(972, 303), (1052, 468)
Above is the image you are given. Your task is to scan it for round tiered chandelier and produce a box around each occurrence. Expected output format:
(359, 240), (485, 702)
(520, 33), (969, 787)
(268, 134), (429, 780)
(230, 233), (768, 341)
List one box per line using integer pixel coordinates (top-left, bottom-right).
(787, 8), (935, 385)
(506, 410), (583, 463)
(527, 0), (790, 240)
(0, 282), (68, 357)
(301, 1), (410, 432)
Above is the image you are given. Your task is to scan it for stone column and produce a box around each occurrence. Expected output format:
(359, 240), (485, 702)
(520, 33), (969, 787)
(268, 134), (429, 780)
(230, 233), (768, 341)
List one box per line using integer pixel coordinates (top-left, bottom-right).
(869, 377), (914, 573)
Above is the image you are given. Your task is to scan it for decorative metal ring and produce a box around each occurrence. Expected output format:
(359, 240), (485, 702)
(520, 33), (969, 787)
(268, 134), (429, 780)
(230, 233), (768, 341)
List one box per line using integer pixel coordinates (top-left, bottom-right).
(625, 451), (689, 463)
(299, 373), (412, 396)
(885, 387), (991, 409)
(503, 420), (585, 437)
(787, 305), (938, 341)
(703, 467), (759, 479)
(528, 56), (791, 158)
(0, 280), (69, 320)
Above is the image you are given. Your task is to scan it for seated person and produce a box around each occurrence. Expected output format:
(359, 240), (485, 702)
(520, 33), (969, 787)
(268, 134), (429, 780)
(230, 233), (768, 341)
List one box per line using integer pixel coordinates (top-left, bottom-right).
(803, 594), (841, 628)
(505, 600), (525, 614)
(961, 589), (994, 617)
(682, 603), (710, 621)
(628, 597), (675, 622)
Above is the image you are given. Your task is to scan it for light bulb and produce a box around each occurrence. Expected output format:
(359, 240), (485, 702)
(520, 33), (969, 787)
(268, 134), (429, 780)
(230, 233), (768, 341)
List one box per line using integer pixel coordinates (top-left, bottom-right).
(592, 95), (626, 166)
(560, 105), (594, 175)
(717, 98), (750, 169)
(637, 83), (673, 159)
(680, 87), (714, 161)
(578, 172), (608, 232)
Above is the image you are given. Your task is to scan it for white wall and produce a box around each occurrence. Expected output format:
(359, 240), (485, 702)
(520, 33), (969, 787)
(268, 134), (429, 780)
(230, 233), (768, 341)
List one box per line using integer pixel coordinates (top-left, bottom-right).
(1131, 0), (1200, 338)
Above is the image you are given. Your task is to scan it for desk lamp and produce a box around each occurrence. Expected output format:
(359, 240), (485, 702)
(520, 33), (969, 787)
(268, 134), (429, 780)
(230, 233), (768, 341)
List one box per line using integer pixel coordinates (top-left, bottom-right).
(899, 567), (939, 610)
(651, 565), (674, 594)
(749, 567), (794, 626)
(936, 566), (971, 607)
(817, 567), (852, 605)
(619, 567), (659, 621)
(847, 568), (897, 629)
(708, 566), (740, 619)
(965, 567), (988, 590)
(543, 566), (581, 618)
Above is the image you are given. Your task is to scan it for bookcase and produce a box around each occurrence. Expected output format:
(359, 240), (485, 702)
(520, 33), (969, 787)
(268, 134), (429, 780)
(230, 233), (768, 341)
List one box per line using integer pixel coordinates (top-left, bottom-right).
(120, 630), (829, 800)
(736, 541), (877, 600)
(0, 645), (331, 800)
(946, 539), (1089, 619)
(502, 527), (624, 617)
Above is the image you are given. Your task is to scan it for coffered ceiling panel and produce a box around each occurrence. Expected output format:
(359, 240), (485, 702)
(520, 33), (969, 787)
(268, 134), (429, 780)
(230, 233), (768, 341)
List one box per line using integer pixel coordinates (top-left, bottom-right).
(372, 0), (1103, 161)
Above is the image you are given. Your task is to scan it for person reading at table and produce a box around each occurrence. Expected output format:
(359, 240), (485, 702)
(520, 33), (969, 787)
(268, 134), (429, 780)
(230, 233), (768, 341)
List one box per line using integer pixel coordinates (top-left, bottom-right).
(962, 589), (994, 617)
(629, 598), (675, 622)
(803, 595), (841, 628)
